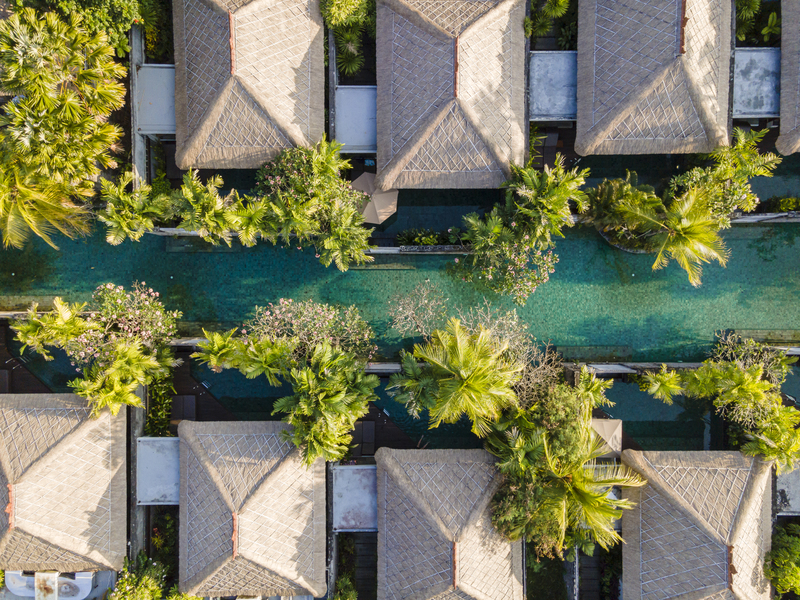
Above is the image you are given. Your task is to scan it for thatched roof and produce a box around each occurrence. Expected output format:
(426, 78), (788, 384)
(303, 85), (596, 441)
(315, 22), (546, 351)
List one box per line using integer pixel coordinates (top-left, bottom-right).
(777, 0), (800, 155)
(621, 450), (772, 600)
(575, 0), (732, 156)
(0, 394), (127, 572)
(178, 421), (326, 598)
(375, 448), (524, 600)
(173, 0), (324, 169)
(374, 0), (526, 190)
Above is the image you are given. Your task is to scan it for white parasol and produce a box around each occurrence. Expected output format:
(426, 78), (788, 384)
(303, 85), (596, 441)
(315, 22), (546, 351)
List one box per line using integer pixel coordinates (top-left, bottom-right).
(352, 172), (399, 225)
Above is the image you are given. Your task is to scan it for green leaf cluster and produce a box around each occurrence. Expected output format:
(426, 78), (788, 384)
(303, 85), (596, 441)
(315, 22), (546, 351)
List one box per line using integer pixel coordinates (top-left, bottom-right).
(640, 335), (800, 472)
(456, 156), (588, 305)
(0, 8), (126, 250)
(101, 138), (374, 272)
(765, 523), (800, 594)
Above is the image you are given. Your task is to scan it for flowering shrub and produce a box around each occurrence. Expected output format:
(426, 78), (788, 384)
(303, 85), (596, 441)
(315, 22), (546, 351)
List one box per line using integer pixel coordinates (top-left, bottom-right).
(66, 282), (180, 370)
(246, 299), (377, 360)
(254, 147), (315, 204)
(12, 282), (181, 416)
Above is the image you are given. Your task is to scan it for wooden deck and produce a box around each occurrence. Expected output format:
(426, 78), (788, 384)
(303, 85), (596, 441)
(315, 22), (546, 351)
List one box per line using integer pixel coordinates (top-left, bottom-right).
(352, 532), (378, 600)
(350, 401), (416, 456)
(0, 322), (52, 394)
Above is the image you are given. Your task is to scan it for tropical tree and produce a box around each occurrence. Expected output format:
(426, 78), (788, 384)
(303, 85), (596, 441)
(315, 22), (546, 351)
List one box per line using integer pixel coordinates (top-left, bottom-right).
(169, 170), (242, 246)
(457, 155), (587, 304)
(490, 432), (645, 555)
(192, 329), (240, 373)
(273, 342), (379, 464)
(617, 188), (729, 286)
(12, 283), (182, 416)
(765, 523), (800, 595)
(0, 9), (126, 248)
(99, 172), (172, 245)
(667, 128), (781, 226)
(388, 318), (523, 436)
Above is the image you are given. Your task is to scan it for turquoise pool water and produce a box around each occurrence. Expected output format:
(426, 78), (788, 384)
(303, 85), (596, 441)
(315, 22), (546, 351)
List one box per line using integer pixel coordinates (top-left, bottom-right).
(3, 220), (799, 448)
(2, 223), (799, 361)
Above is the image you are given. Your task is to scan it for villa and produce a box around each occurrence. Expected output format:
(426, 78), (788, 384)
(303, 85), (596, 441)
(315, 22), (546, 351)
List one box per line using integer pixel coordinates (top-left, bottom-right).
(178, 421), (326, 597)
(777, 0), (800, 155)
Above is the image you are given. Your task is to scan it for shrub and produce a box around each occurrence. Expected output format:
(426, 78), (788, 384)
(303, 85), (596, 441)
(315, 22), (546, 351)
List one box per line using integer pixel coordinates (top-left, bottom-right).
(110, 553), (168, 600)
(765, 523), (800, 595)
(144, 376), (175, 437)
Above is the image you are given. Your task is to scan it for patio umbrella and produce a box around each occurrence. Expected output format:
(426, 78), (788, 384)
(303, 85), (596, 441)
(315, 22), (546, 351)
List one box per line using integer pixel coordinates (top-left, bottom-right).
(352, 172), (399, 225)
(591, 418), (622, 458)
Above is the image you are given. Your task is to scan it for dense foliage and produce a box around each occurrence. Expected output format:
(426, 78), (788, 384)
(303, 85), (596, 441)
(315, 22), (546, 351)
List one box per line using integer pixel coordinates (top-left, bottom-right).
(0, 9), (126, 250)
(586, 130), (778, 286)
(110, 553), (198, 600)
(321, 0), (374, 76)
(388, 286), (644, 557)
(12, 282), (181, 416)
(193, 300), (377, 463)
(455, 156), (587, 304)
(101, 139), (374, 271)
(640, 333), (800, 472)
(764, 522), (800, 595)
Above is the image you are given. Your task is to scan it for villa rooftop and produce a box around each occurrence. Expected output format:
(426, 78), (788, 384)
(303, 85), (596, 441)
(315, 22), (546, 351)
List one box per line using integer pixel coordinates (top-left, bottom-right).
(0, 394), (127, 572)
(173, 0), (324, 169)
(375, 0), (526, 190)
(376, 448), (524, 600)
(575, 0), (731, 156)
(179, 421), (326, 598)
(777, 0), (800, 155)
(622, 450), (772, 600)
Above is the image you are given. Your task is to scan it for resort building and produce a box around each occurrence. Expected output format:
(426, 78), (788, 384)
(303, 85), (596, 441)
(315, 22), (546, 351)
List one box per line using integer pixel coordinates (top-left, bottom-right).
(0, 394), (127, 572)
(375, 448), (524, 600)
(621, 450), (772, 600)
(178, 421), (326, 598)
(374, 0), (526, 190)
(777, 0), (800, 155)
(172, 0), (324, 169)
(575, 0), (732, 155)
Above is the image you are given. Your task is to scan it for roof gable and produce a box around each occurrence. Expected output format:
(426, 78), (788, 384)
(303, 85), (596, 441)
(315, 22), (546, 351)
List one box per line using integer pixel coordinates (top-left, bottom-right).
(576, 0), (732, 155)
(0, 395), (126, 572)
(376, 449), (524, 600)
(173, 0), (323, 168)
(376, 0), (525, 189)
(179, 422), (326, 598)
(777, 0), (800, 155)
(622, 451), (772, 600)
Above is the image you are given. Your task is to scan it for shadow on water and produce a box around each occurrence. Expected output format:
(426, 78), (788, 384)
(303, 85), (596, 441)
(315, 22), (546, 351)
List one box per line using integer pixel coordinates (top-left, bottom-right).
(747, 224), (800, 262)
(0, 245), (55, 294)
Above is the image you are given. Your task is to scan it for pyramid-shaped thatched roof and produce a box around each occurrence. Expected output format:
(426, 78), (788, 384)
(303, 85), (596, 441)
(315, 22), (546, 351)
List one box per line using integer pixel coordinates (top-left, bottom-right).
(575, 0), (732, 156)
(621, 450), (772, 600)
(178, 421), (326, 598)
(375, 448), (524, 600)
(173, 0), (324, 169)
(777, 0), (800, 155)
(0, 394), (127, 572)
(375, 0), (526, 190)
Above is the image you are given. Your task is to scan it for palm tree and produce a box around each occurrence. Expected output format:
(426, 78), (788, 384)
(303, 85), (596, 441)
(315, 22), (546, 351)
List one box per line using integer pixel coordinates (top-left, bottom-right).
(12, 298), (91, 359)
(235, 199), (267, 247)
(0, 163), (93, 249)
(618, 188), (729, 286)
(235, 338), (295, 385)
(394, 318), (522, 436)
(273, 342), (378, 465)
(192, 328), (239, 373)
(316, 197), (374, 271)
(742, 404), (800, 474)
(311, 136), (351, 185)
(98, 172), (171, 245)
(501, 156), (589, 243)
(642, 364), (684, 404)
(172, 170), (241, 246)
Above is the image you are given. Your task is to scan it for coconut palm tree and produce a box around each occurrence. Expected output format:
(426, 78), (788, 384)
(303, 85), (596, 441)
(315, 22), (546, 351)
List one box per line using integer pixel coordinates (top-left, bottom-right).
(642, 364), (685, 404)
(273, 342), (378, 465)
(618, 188), (729, 286)
(392, 318), (523, 436)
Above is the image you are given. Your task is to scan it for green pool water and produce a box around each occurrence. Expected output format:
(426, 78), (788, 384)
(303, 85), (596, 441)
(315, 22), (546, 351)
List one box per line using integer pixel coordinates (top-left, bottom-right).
(2, 219), (799, 448)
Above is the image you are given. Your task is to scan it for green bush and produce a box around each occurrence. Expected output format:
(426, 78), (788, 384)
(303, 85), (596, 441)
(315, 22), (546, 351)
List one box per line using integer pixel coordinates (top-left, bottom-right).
(396, 227), (464, 246)
(526, 551), (568, 600)
(144, 375), (175, 437)
(109, 553), (168, 600)
(765, 523), (800, 595)
(13, 0), (141, 55)
(0, 570), (4, 590)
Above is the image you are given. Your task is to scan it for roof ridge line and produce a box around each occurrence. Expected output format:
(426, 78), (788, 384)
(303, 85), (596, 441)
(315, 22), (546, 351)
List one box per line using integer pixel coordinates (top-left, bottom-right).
(679, 57), (728, 148)
(376, 99), (455, 191)
(729, 457), (772, 547)
(458, 0), (512, 39)
(236, 76), (300, 146)
(378, 449), (456, 542)
(576, 58), (677, 155)
(238, 444), (299, 512)
(177, 77), (235, 169)
(458, 99), (511, 179)
(621, 450), (727, 546)
(180, 424), (237, 513)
